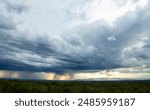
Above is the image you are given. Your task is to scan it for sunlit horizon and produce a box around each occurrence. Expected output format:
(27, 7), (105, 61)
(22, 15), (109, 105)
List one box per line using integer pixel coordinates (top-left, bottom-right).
(0, 66), (150, 81)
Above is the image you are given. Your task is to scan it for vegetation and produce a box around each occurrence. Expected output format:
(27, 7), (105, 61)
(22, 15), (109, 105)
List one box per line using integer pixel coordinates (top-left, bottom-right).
(0, 79), (150, 93)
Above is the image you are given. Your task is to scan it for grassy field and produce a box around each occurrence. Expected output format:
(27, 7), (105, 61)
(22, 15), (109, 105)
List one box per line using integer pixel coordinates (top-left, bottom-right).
(0, 79), (150, 93)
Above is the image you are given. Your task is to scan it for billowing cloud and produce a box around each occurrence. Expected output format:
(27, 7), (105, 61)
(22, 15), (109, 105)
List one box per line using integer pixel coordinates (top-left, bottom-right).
(0, 0), (150, 76)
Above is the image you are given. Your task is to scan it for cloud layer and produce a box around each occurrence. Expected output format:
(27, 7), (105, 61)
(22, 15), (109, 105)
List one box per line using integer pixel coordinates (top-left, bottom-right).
(1, 66), (150, 80)
(0, 0), (150, 74)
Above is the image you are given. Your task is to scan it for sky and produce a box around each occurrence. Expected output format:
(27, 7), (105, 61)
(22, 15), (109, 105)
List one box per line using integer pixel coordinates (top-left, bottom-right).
(0, 0), (150, 80)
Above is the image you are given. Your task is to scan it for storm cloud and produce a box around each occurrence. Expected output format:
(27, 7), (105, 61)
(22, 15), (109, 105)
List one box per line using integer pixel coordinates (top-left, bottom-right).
(0, 0), (150, 74)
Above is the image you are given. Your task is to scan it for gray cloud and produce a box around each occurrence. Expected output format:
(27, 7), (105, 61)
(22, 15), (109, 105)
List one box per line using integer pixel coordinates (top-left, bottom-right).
(0, 0), (150, 73)
(1, 66), (150, 80)
(6, 3), (27, 14)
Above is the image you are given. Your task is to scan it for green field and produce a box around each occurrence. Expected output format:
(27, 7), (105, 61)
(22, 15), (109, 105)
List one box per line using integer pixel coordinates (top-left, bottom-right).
(0, 79), (150, 93)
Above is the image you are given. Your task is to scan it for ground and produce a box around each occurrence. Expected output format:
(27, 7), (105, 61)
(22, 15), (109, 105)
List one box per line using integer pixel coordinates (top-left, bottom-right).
(0, 79), (150, 93)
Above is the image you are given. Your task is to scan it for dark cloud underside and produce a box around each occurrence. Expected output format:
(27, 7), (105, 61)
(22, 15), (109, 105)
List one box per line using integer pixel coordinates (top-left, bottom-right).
(0, 0), (150, 73)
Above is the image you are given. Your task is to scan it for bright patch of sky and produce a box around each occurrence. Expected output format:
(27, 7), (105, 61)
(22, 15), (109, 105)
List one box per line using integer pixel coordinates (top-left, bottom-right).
(15, 0), (148, 35)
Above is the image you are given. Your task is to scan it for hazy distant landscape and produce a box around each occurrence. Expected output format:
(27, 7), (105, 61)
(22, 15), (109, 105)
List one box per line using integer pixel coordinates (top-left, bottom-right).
(0, 79), (150, 93)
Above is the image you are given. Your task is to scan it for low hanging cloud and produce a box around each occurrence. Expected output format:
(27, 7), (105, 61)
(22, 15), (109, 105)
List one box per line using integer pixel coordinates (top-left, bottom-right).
(0, 0), (150, 74)
(1, 66), (150, 80)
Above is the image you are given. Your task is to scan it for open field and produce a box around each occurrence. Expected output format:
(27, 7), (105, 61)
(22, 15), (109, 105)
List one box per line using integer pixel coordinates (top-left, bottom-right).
(0, 79), (150, 93)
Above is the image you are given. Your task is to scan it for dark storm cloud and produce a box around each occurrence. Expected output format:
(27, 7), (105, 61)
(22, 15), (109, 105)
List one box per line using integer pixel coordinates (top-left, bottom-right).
(0, 0), (150, 73)
(118, 1), (150, 66)
(6, 2), (27, 14)
(73, 1), (150, 68)
(0, 15), (16, 30)
(0, 0), (27, 14)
